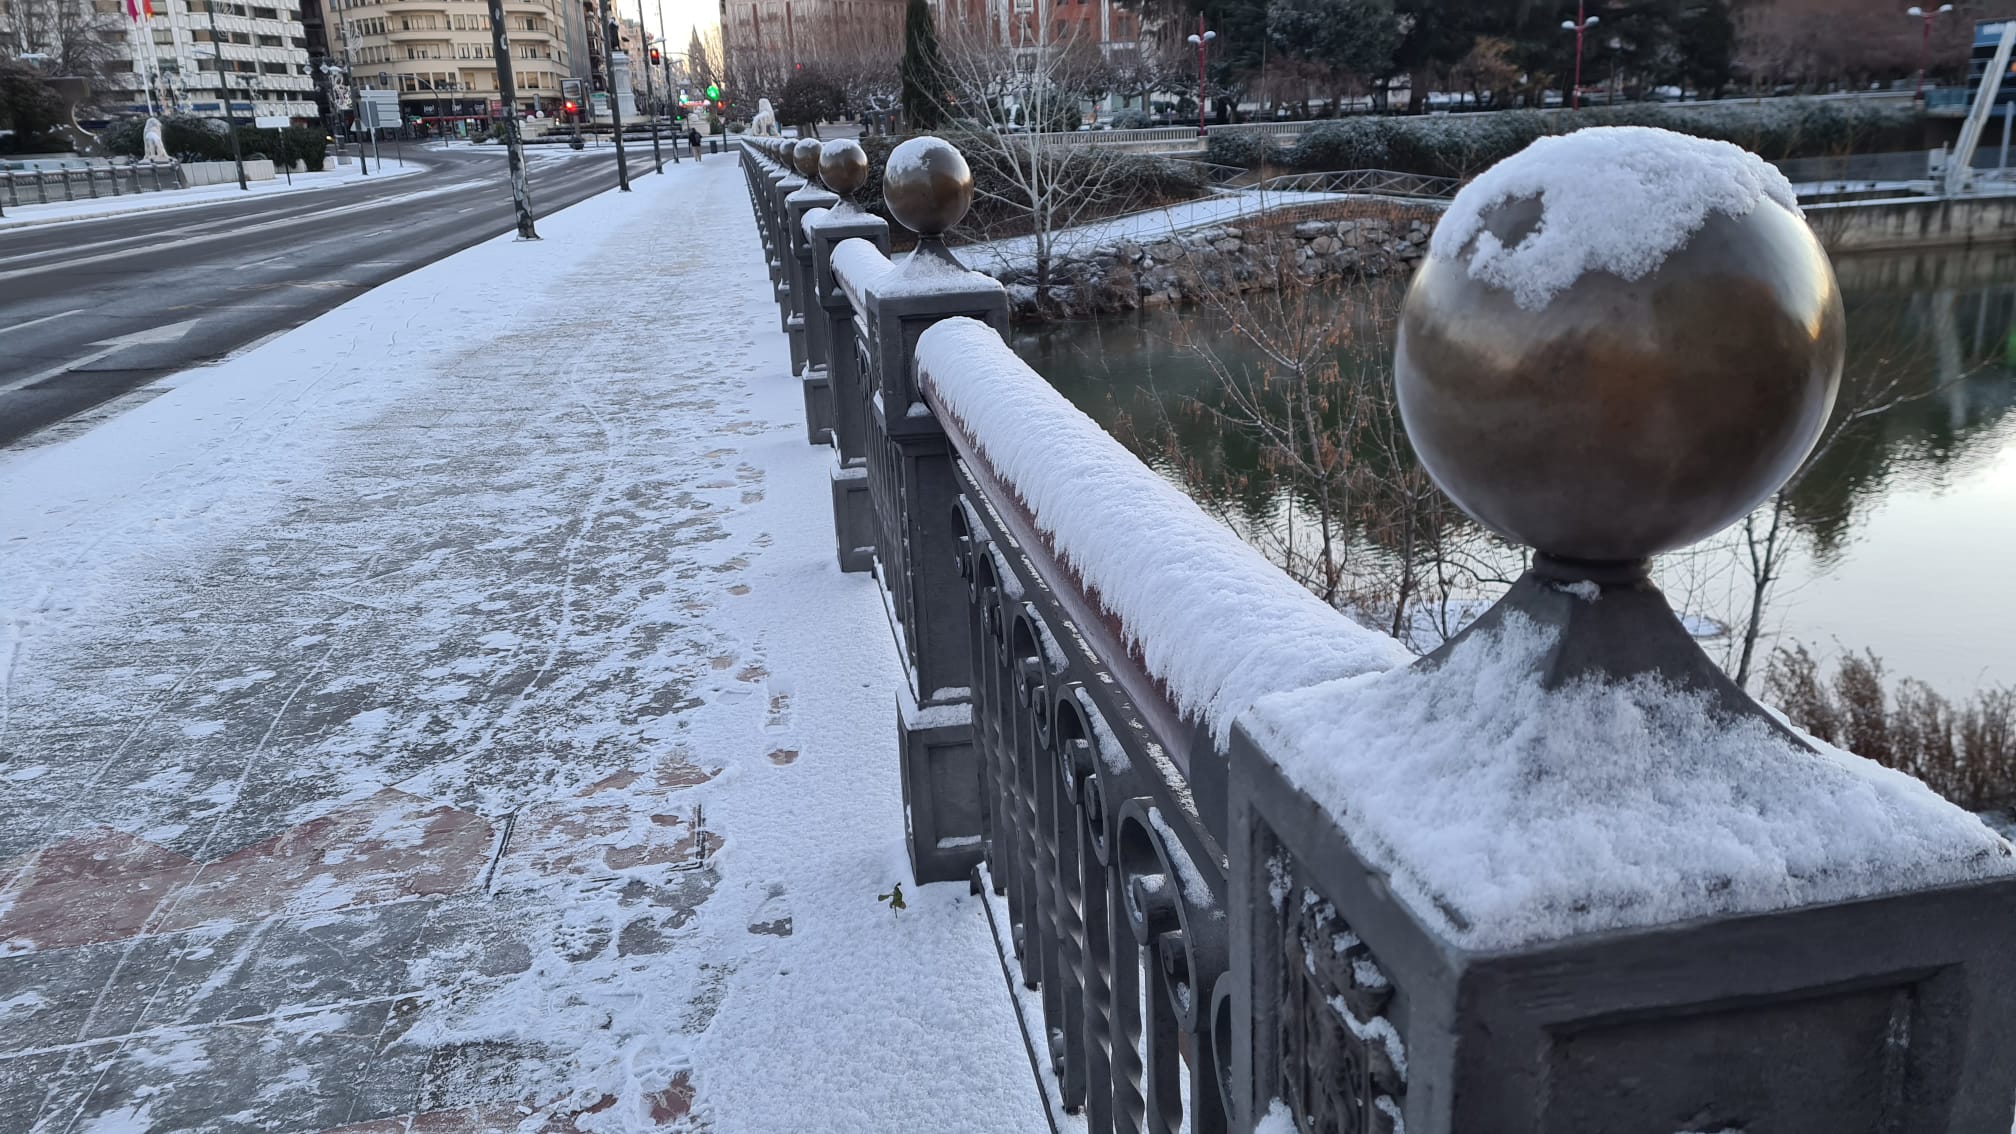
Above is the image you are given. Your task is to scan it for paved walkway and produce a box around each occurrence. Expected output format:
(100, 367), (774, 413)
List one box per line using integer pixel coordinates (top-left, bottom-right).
(0, 158), (1043, 1133)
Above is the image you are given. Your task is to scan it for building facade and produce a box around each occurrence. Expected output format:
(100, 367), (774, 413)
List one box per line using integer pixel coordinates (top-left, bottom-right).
(330, 0), (571, 124)
(722, 0), (902, 74)
(82, 0), (320, 121)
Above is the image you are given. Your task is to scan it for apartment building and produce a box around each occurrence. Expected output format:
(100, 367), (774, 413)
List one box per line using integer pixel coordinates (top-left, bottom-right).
(722, 0), (903, 73)
(87, 0), (320, 121)
(329, 0), (571, 123)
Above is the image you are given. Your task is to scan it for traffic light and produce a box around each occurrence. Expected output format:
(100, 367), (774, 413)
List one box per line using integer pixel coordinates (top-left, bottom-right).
(705, 82), (720, 101)
(563, 99), (578, 118)
(649, 47), (661, 65)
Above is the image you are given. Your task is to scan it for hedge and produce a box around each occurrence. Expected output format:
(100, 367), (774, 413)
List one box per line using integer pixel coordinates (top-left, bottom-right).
(1208, 98), (1919, 179)
(99, 115), (328, 172)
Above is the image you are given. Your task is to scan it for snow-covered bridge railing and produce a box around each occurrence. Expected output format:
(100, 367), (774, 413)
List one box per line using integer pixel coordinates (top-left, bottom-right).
(738, 130), (2016, 1134)
(0, 159), (185, 207)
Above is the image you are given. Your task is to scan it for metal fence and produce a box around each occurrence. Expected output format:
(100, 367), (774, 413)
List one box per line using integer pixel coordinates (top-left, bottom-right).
(0, 162), (185, 209)
(1244, 168), (1463, 199)
(738, 135), (2016, 1134)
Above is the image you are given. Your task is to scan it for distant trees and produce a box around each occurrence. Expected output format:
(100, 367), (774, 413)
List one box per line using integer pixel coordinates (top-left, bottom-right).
(901, 0), (944, 129)
(1, 0), (124, 86)
(776, 69), (845, 137)
(0, 60), (70, 153)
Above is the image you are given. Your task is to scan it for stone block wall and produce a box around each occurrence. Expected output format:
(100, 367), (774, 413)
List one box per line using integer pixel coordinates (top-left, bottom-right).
(992, 202), (1442, 320)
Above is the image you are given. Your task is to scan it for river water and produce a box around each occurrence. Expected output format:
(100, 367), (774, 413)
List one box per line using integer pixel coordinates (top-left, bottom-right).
(1011, 247), (2016, 699)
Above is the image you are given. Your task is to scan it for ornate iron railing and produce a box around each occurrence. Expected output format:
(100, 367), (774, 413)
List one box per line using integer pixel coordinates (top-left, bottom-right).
(1244, 168), (1462, 200)
(737, 133), (2016, 1134)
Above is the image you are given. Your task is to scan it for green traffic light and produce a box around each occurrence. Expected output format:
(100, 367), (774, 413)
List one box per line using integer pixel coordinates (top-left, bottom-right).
(705, 83), (720, 100)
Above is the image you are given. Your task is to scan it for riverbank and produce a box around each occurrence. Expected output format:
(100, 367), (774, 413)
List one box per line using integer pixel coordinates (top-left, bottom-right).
(977, 195), (1444, 320)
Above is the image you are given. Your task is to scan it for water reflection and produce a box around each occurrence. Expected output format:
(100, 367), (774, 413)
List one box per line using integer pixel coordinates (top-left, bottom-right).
(1012, 248), (2016, 696)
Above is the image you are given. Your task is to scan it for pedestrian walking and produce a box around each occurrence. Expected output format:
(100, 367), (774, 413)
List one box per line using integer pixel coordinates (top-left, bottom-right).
(688, 127), (703, 161)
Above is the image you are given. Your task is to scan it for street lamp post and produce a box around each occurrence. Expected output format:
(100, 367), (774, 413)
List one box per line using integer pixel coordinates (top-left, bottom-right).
(597, 0), (631, 191)
(205, 2), (250, 190)
(1908, 5), (1956, 101)
(1185, 17), (1215, 139)
(637, 0), (663, 174)
(1560, 4), (1599, 112)
(484, 0), (539, 238)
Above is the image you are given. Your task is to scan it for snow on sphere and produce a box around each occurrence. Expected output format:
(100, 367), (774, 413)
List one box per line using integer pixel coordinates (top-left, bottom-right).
(1429, 126), (1801, 312)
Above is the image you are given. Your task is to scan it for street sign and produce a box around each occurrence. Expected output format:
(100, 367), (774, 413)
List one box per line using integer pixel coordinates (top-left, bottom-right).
(358, 90), (401, 130)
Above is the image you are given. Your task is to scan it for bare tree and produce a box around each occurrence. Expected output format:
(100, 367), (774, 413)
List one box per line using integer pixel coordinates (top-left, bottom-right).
(1725, 291), (1989, 689)
(933, 11), (1147, 305)
(3, 0), (124, 84)
(1143, 225), (1516, 650)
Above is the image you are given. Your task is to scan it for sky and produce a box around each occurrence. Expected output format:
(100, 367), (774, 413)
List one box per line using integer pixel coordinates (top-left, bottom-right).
(646, 0), (719, 51)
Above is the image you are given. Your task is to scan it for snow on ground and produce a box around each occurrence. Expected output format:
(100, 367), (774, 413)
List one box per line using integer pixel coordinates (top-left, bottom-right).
(0, 155), (1041, 1132)
(957, 188), (1353, 277)
(0, 158), (425, 229)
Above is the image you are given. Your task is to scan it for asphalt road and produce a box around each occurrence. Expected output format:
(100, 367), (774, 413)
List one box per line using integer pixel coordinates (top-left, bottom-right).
(0, 144), (644, 448)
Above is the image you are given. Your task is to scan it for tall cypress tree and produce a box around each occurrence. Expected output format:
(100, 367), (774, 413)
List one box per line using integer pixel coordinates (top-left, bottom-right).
(901, 0), (944, 130)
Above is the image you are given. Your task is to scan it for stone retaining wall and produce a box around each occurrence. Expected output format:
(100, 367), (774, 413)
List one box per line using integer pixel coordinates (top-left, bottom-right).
(993, 201), (1443, 320)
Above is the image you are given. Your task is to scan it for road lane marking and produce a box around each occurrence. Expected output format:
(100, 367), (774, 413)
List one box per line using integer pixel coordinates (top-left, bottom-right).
(0, 318), (198, 394)
(0, 180), (500, 283)
(0, 308), (84, 337)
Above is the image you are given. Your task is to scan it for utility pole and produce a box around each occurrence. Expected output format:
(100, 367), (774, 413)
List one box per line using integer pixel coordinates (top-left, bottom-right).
(1560, 3), (1598, 112)
(484, 0), (540, 238)
(1185, 17), (1214, 138)
(331, 14), (369, 174)
(206, 1), (249, 190)
(637, 0), (662, 174)
(598, 0), (631, 191)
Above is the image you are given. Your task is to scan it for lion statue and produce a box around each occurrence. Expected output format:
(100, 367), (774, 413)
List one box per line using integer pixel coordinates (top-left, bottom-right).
(143, 116), (171, 162)
(750, 97), (779, 136)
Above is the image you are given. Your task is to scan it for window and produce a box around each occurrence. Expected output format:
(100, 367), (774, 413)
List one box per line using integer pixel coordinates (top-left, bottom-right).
(262, 60), (288, 72)
(252, 6), (278, 16)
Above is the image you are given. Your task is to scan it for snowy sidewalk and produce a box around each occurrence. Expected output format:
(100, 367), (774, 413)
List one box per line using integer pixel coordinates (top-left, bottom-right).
(0, 158), (1043, 1133)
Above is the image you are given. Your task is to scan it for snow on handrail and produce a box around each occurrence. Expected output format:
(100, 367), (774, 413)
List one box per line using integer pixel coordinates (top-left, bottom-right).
(829, 237), (892, 314)
(914, 316), (1414, 749)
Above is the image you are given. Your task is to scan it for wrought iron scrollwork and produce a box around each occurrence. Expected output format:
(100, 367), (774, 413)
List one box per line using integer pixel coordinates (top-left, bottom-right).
(1279, 869), (1407, 1134)
(957, 487), (1232, 1134)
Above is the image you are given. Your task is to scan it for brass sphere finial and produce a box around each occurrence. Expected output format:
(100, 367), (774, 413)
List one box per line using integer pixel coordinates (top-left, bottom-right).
(792, 137), (821, 179)
(1394, 128), (1844, 568)
(882, 135), (973, 236)
(819, 139), (869, 196)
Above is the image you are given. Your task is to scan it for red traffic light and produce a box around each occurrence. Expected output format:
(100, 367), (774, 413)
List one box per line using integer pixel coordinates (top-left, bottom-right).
(564, 99), (578, 113)
(649, 47), (661, 64)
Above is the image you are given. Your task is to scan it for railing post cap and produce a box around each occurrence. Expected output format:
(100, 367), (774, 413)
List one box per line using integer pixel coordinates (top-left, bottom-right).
(883, 135), (973, 238)
(1394, 135), (1844, 569)
(792, 136), (821, 179)
(819, 138), (869, 197)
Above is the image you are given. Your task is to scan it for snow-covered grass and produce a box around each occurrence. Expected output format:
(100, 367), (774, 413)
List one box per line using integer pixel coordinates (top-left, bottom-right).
(1246, 611), (2016, 950)
(0, 157), (424, 229)
(0, 155), (1042, 1132)
(916, 316), (1413, 748)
